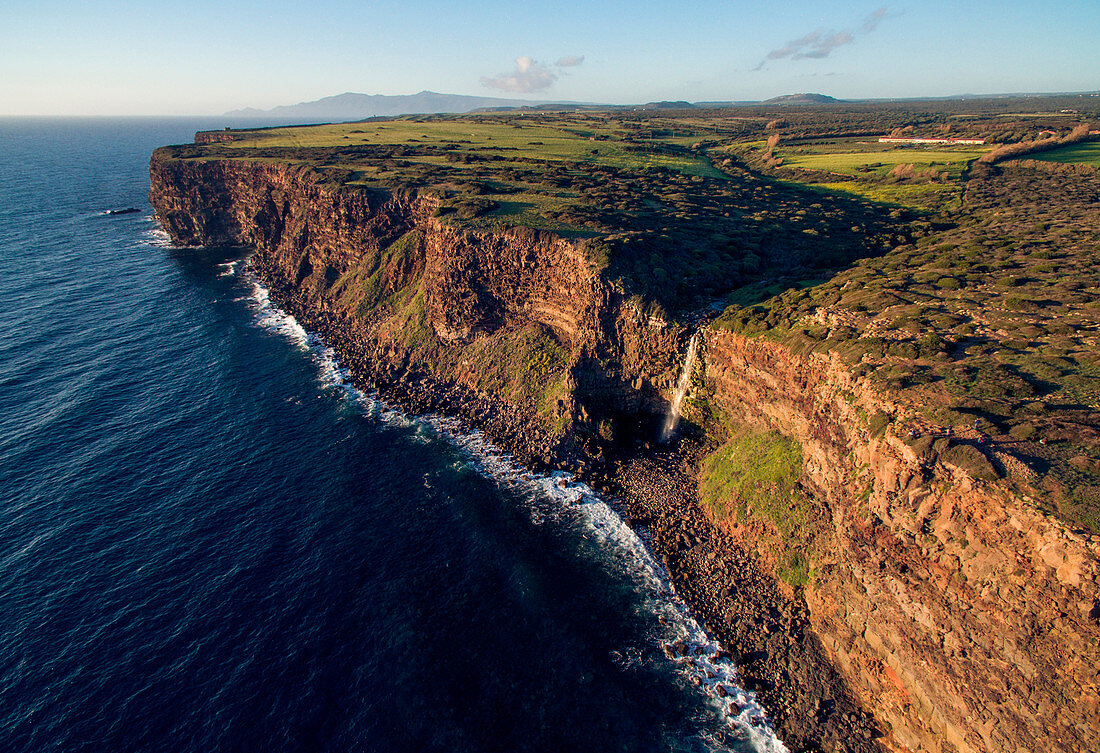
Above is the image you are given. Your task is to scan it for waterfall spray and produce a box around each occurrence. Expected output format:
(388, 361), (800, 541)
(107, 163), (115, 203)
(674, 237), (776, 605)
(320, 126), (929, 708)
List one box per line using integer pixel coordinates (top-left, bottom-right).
(659, 333), (699, 443)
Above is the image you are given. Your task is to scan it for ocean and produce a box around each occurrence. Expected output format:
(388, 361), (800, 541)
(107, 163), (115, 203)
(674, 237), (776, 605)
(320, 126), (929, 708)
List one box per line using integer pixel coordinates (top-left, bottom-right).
(0, 118), (783, 752)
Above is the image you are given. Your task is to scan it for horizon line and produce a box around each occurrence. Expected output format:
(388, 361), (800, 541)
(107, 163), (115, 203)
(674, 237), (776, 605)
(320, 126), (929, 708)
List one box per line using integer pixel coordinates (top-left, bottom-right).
(3, 88), (1099, 119)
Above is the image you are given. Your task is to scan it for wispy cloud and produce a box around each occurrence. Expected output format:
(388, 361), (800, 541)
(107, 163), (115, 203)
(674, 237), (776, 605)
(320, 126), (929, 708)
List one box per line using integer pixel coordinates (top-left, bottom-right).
(860, 6), (889, 33)
(764, 30), (854, 62)
(481, 55), (585, 93)
(755, 6), (893, 70)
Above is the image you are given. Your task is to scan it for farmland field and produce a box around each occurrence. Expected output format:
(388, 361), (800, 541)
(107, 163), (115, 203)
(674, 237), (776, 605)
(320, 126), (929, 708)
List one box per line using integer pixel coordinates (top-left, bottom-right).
(807, 180), (962, 209)
(222, 118), (727, 178)
(1029, 140), (1100, 166)
(777, 147), (988, 177)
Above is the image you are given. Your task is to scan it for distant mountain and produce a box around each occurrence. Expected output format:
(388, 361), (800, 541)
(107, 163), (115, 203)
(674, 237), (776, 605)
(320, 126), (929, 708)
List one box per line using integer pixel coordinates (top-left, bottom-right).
(639, 100), (695, 110)
(225, 91), (585, 121)
(761, 93), (842, 106)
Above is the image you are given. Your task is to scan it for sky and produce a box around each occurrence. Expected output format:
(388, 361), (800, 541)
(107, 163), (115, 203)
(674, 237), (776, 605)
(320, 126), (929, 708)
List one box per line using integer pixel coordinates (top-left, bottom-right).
(2, 0), (1098, 115)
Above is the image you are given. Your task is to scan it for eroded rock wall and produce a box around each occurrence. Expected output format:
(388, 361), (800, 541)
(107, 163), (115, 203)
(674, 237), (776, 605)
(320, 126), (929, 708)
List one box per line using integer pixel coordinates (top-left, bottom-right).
(704, 330), (1100, 753)
(148, 153), (688, 436)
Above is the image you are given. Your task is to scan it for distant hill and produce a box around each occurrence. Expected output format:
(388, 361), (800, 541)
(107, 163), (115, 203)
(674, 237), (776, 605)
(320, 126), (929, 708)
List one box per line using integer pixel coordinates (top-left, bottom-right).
(639, 101), (695, 110)
(761, 93), (842, 106)
(223, 89), (1094, 123)
(225, 91), (586, 121)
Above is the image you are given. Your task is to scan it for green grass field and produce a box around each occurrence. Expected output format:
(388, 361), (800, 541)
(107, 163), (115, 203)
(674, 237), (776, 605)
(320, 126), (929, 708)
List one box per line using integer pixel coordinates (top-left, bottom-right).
(810, 180), (962, 210)
(778, 147), (987, 177)
(1030, 141), (1100, 166)
(224, 118), (726, 179)
(735, 137), (993, 210)
(196, 116), (733, 235)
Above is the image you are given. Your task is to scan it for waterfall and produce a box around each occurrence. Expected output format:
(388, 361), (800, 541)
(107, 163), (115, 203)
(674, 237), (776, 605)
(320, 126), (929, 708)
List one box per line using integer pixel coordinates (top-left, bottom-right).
(659, 333), (699, 443)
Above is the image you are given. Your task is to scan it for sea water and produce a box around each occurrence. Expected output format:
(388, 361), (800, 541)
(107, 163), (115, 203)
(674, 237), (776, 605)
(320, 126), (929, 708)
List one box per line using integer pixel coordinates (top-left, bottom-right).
(0, 118), (784, 752)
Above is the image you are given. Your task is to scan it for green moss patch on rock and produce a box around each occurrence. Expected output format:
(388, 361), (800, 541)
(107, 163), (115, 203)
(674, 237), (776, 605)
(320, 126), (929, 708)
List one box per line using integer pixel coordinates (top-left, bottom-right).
(699, 430), (814, 587)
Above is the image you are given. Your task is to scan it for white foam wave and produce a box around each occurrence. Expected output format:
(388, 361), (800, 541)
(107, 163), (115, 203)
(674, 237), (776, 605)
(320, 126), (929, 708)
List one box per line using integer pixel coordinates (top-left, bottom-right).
(142, 225), (174, 249)
(216, 260), (241, 278)
(240, 272), (787, 752)
(437, 426), (788, 753)
(242, 272), (309, 349)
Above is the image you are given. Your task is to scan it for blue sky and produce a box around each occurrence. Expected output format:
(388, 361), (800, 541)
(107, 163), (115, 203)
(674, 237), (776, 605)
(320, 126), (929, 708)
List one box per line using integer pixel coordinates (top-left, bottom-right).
(2, 0), (1098, 115)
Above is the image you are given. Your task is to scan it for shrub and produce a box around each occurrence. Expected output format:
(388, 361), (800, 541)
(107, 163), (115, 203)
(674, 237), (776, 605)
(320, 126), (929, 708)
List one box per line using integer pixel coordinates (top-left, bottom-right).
(868, 411), (891, 438)
(780, 551), (812, 588)
(583, 240), (611, 269)
(1004, 296), (1041, 311)
(454, 198), (498, 219)
(940, 444), (1001, 482)
(1010, 424), (1037, 441)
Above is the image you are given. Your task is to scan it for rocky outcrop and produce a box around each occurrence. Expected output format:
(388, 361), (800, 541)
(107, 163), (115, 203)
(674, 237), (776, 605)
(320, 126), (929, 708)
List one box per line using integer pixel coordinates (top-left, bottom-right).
(703, 330), (1100, 753)
(194, 130), (256, 144)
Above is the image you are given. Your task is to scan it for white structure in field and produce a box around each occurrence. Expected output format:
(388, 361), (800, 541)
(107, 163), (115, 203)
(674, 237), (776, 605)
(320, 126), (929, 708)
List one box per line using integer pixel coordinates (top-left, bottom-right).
(878, 137), (986, 145)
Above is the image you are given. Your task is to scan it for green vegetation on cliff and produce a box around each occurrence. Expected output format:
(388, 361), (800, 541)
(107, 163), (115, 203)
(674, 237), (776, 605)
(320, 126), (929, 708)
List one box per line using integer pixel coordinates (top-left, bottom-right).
(700, 431), (813, 587)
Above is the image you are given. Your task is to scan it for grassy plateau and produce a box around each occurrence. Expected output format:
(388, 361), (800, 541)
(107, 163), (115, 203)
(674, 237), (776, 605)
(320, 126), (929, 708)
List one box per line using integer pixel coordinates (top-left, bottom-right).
(164, 94), (1100, 532)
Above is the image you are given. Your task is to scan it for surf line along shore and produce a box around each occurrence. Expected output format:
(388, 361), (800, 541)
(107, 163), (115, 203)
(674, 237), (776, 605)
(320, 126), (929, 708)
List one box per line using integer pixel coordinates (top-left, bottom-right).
(244, 249), (883, 753)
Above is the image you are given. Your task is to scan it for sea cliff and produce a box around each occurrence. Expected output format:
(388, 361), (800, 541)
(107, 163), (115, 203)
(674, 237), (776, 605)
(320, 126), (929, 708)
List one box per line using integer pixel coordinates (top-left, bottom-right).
(151, 144), (1100, 753)
(704, 332), (1100, 752)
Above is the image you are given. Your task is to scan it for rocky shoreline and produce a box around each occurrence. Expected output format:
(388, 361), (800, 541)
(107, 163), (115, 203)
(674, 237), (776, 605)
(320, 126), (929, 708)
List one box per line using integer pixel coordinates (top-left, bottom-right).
(248, 251), (882, 753)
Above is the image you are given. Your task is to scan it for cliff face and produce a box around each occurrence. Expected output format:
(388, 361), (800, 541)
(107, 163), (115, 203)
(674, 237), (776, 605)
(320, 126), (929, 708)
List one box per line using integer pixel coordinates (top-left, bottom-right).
(149, 154), (688, 447)
(151, 151), (1100, 753)
(193, 130), (253, 144)
(704, 331), (1100, 753)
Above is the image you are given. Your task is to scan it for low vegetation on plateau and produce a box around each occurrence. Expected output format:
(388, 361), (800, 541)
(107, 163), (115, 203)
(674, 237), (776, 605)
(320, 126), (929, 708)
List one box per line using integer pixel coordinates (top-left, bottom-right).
(167, 93), (1100, 532)
(1031, 140), (1100, 167)
(716, 119), (1100, 531)
(167, 111), (910, 314)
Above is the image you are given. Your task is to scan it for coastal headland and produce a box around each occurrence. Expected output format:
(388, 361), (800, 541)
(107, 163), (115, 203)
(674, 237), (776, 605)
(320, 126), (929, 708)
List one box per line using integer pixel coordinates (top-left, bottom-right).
(151, 99), (1100, 753)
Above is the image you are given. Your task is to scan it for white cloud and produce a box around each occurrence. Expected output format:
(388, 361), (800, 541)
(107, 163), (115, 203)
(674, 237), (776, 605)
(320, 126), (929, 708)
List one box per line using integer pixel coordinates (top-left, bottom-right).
(481, 56), (558, 93)
(861, 6), (889, 34)
(481, 54), (586, 93)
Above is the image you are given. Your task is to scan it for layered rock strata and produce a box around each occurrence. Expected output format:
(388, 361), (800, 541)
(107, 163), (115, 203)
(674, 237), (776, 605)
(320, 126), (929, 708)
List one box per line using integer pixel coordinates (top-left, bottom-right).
(704, 332), (1100, 753)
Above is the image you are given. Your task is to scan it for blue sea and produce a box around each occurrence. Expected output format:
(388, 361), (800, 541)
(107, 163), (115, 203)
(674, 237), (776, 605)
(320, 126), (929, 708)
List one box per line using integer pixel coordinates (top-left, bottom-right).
(0, 118), (783, 753)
